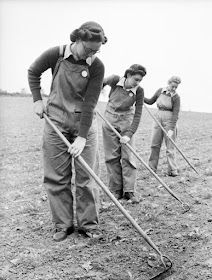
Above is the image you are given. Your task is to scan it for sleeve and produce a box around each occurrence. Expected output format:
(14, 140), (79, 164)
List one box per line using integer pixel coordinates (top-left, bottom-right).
(27, 46), (60, 102)
(103, 75), (120, 88)
(144, 88), (161, 105)
(170, 94), (180, 130)
(125, 87), (144, 138)
(79, 58), (105, 138)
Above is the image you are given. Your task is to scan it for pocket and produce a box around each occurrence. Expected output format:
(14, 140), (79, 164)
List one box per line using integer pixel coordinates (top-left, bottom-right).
(61, 62), (90, 95)
(73, 112), (82, 123)
(47, 104), (66, 126)
(46, 90), (57, 109)
(121, 95), (135, 109)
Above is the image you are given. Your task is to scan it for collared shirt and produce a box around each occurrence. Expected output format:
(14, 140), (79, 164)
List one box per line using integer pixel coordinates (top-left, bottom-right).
(161, 87), (177, 97)
(117, 77), (138, 95)
(103, 74), (144, 137)
(63, 44), (93, 66)
(28, 44), (105, 138)
(144, 87), (180, 130)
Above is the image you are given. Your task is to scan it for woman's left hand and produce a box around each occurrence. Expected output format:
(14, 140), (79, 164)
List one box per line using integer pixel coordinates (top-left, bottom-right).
(120, 135), (130, 144)
(68, 136), (86, 157)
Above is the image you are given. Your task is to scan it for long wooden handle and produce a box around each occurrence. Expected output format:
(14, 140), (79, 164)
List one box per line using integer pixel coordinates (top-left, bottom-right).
(43, 113), (164, 257)
(96, 110), (187, 208)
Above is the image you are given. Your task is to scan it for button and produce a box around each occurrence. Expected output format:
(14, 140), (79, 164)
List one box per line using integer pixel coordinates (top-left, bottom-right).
(81, 70), (88, 77)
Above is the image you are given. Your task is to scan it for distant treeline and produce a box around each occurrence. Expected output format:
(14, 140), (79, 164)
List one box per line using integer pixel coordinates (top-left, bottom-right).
(0, 89), (48, 98)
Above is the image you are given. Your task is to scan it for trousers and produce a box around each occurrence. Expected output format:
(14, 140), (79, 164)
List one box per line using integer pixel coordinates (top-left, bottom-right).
(149, 110), (177, 173)
(43, 113), (99, 230)
(102, 110), (137, 194)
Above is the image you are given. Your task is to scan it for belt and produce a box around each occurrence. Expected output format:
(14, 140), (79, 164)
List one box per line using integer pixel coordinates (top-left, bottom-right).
(105, 109), (132, 117)
(158, 107), (173, 112)
(73, 111), (97, 116)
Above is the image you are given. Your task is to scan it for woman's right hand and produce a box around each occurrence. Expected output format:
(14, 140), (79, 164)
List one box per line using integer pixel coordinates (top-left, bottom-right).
(120, 135), (130, 144)
(33, 100), (46, 118)
(68, 136), (86, 158)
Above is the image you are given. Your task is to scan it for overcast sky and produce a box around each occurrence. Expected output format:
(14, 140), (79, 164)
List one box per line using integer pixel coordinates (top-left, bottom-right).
(0, 0), (212, 112)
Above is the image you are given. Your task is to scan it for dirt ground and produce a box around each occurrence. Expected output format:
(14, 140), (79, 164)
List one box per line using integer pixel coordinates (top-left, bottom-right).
(0, 96), (212, 280)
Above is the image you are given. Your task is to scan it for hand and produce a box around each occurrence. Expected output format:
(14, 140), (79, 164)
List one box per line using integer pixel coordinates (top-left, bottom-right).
(68, 136), (86, 158)
(120, 135), (130, 144)
(167, 130), (174, 138)
(33, 100), (46, 118)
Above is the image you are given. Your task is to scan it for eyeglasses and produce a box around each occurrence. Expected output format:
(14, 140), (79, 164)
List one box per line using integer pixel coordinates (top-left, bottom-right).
(81, 41), (100, 55)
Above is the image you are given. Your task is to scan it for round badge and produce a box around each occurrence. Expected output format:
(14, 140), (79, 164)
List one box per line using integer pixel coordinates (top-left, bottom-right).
(129, 92), (133, 97)
(81, 70), (88, 77)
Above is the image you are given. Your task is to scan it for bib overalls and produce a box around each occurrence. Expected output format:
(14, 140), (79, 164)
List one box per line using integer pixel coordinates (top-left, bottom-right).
(43, 55), (99, 231)
(102, 85), (137, 194)
(149, 92), (178, 173)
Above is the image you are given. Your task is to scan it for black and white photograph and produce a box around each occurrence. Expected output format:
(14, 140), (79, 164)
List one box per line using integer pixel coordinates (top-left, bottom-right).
(0, 0), (212, 279)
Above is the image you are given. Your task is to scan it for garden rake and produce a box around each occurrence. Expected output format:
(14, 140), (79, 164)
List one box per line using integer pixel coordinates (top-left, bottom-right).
(43, 113), (172, 279)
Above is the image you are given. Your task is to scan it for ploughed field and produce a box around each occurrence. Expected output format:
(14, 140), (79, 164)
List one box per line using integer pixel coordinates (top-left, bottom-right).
(0, 96), (212, 280)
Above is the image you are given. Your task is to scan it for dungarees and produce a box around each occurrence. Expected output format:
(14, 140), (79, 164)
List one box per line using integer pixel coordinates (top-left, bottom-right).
(43, 56), (99, 231)
(149, 93), (178, 173)
(102, 86), (137, 194)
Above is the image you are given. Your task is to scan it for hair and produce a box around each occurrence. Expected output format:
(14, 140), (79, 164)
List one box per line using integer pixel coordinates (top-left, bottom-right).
(168, 76), (181, 84)
(70, 21), (107, 44)
(124, 64), (147, 78)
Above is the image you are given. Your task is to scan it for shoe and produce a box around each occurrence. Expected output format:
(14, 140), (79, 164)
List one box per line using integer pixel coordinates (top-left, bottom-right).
(113, 190), (123, 200)
(53, 225), (75, 242)
(124, 192), (140, 204)
(168, 171), (178, 177)
(78, 227), (104, 239)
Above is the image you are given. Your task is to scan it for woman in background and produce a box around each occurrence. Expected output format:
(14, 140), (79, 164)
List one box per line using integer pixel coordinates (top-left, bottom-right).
(144, 76), (181, 176)
(102, 64), (146, 203)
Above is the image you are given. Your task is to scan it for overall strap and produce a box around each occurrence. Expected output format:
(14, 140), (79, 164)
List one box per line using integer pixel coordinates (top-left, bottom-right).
(50, 45), (65, 91)
(59, 45), (64, 57)
(54, 45), (65, 74)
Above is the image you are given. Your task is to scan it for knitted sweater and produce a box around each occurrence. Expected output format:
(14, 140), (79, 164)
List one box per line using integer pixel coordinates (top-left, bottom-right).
(28, 45), (105, 138)
(144, 88), (180, 130)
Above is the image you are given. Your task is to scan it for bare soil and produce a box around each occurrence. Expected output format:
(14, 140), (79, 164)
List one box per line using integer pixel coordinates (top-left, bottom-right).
(0, 96), (212, 280)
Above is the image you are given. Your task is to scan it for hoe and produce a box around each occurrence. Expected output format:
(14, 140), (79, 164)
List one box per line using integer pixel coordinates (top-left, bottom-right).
(43, 113), (172, 279)
(96, 110), (190, 212)
(144, 104), (199, 175)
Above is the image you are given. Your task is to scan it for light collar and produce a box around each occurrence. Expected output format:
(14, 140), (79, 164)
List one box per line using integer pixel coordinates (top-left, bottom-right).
(63, 44), (93, 66)
(162, 87), (177, 97)
(117, 77), (138, 95)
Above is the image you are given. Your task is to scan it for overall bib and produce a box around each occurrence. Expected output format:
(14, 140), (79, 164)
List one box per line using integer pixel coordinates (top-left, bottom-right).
(149, 93), (177, 173)
(43, 57), (99, 231)
(102, 85), (137, 194)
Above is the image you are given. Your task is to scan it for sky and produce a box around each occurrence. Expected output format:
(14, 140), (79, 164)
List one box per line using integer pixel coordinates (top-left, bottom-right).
(0, 0), (212, 113)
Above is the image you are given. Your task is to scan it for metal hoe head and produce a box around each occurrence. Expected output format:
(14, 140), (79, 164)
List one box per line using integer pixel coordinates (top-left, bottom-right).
(149, 255), (173, 280)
